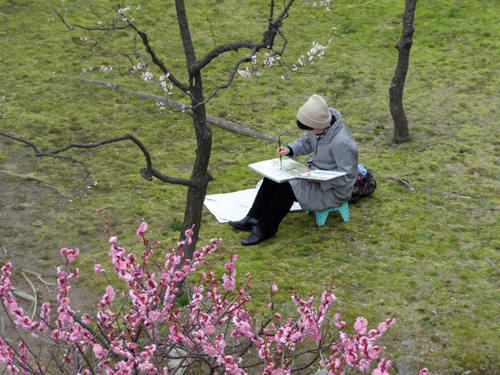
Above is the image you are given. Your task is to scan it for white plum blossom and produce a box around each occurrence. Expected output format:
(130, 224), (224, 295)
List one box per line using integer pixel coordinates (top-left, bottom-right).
(237, 67), (251, 78)
(308, 41), (327, 57)
(159, 73), (170, 81)
(141, 71), (154, 82)
(263, 53), (276, 67)
(117, 6), (130, 13)
(160, 81), (173, 93)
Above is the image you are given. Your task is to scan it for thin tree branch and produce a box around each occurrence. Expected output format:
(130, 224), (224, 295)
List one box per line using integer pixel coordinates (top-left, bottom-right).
(21, 269), (57, 291)
(380, 174), (417, 193)
(50, 4), (130, 33)
(20, 273), (37, 320)
(66, 75), (278, 142)
(0, 130), (195, 187)
(132, 29), (189, 93)
(420, 187), (473, 199)
(485, 256), (500, 275)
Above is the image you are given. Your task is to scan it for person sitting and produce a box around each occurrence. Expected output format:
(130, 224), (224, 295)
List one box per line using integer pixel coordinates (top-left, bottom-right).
(229, 94), (358, 246)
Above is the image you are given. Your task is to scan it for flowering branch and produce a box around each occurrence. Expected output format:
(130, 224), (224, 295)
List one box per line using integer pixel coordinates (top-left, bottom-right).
(0, 218), (397, 375)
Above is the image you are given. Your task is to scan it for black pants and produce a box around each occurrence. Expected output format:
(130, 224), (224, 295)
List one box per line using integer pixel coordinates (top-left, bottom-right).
(248, 178), (297, 236)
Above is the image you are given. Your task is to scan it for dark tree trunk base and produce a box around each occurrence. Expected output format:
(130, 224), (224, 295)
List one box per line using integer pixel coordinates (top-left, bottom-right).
(393, 134), (411, 144)
(389, 0), (418, 144)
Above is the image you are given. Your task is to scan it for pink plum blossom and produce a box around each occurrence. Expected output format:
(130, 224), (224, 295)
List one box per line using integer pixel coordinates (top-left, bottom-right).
(93, 264), (105, 273)
(354, 316), (368, 335)
(0, 219), (395, 375)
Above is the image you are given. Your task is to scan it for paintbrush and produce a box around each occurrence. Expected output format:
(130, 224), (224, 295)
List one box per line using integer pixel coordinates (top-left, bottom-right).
(279, 135), (282, 170)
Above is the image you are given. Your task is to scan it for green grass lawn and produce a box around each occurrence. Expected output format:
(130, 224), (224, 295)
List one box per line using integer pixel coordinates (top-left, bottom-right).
(1, 0), (500, 373)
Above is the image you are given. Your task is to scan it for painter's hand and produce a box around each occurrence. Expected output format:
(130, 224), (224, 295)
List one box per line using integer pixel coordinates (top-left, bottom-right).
(276, 147), (290, 157)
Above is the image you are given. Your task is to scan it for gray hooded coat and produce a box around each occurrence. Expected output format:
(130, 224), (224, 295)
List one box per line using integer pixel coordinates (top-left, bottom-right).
(287, 108), (358, 211)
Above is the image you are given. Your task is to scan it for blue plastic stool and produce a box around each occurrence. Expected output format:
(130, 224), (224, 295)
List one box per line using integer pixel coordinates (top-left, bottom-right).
(306, 201), (350, 226)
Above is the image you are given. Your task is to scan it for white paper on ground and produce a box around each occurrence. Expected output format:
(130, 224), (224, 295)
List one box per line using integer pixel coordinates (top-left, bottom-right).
(204, 188), (302, 223)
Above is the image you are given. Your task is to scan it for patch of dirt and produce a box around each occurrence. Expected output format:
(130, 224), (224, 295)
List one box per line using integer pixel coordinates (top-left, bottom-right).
(0, 138), (99, 334)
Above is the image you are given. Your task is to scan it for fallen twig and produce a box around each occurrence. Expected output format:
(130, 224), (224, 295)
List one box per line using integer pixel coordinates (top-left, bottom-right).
(67, 75), (279, 142)
(485, 256), (500, 275)
(0, 170), (70, 197)
(11, 288), (36, 303)
(380, 174), (416, 193)
(421, 188), (472, 199)
(21, 273), (38, 319)
(22, 269), (57, 291)
(36, 233), (46, 245)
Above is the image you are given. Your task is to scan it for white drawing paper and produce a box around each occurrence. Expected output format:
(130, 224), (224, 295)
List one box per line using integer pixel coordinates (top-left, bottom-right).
(204, 188), (302, 223)
(248, 157), (346, 183)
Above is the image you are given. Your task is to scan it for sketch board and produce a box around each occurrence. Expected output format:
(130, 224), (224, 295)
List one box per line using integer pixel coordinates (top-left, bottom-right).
(248, 157), (346, 183)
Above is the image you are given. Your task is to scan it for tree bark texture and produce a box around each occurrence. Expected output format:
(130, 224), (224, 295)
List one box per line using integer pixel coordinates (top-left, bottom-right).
(174, 1), (213, 260)
(181, 75), (213, 260)
(389, 0), (418, 144)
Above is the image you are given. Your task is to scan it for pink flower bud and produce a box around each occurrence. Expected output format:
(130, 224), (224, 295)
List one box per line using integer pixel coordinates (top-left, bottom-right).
(94, 264), (105, 274)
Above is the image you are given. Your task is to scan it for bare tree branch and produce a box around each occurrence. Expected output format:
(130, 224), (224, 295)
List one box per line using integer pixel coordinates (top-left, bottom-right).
(21, 273), (38, 320)
(129, 25), (189, 93)
(66, 75), (278, 142)
(380, 174), (417, 193)
(50, 4), (130, 33)
(420, 187), (473, 199)
(0, 130), (195, 187)
(21, 269), (57, 291)
(188, 0), (294, 107)
(485, 256), (500, 275)
(0, 130), (92, 184)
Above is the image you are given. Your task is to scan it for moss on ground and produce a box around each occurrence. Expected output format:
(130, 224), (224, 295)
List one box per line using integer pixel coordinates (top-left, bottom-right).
(1, 0), (500, 372)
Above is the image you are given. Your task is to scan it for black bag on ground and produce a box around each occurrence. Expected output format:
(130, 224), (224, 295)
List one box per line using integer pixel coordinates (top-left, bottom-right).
(349, 168), (377, 204)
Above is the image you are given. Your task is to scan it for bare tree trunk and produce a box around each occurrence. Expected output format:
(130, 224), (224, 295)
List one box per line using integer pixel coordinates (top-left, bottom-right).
(389, 0), (418, 144)
(175, 0), (212, 260)
(180, 74), (213, 260)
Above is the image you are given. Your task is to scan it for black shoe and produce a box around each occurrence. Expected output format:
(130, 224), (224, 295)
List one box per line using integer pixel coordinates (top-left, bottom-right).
(241, 226), (272, 246)
(229, 216), (258, 232)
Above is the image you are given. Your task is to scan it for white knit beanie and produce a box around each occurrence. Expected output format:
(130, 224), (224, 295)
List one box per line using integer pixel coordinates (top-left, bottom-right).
(296, 94), (332, 129)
